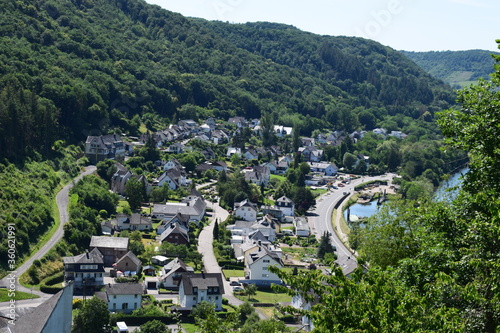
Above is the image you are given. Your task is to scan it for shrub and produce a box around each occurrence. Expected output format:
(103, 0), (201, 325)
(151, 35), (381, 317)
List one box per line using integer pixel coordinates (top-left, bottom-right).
(73, 298), (83, 309)
(40, 271), (64, 294)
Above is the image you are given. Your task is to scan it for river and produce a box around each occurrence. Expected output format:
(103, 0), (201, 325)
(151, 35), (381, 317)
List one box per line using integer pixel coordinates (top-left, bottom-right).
(344, 168), (468, 225)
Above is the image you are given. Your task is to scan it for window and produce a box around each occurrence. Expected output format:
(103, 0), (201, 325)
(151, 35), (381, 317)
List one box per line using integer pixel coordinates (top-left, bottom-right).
(113, 303), (116, 309)
(134, 294), (138, 298)
(113, 295), (116, 299)
(134, 303), (137, 309)
(262, 274), (269, 278)
(193, 297), (196, 301)
(263, 260), (270, 263)
(193, 287), (198, 294)
(263, 266), (268, 271)
(215, 296), (219, 300)
(122, 303), (128, 310)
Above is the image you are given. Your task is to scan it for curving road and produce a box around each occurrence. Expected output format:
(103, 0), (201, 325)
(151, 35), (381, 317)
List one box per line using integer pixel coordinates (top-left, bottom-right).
(309, 173), (393, 275)
(0, 165), (96, 301)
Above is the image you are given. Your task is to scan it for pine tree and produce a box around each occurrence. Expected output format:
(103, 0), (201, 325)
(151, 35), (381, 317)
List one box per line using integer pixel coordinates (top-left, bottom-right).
(213, 219), (219, 241)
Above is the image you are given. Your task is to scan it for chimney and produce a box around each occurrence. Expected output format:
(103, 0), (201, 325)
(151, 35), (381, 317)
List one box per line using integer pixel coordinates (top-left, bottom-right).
(201, 272), (206, 279)
(86, 250), (89, 259)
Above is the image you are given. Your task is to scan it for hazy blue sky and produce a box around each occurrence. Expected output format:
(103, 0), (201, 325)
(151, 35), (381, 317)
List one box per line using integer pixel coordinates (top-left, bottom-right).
(145, 0), (499, 52)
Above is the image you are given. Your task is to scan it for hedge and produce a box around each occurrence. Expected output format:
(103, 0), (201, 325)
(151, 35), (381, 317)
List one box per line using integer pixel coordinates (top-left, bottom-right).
(109, 314), (177, 326)
(40, 271), (64, 294)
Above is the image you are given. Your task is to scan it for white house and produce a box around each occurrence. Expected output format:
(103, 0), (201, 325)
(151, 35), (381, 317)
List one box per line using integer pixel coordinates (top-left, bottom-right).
(163, 158), (183, 171)
(294, 217), (310, 237)
(292, 293), (317, 331)
(276, 196), (295, 217)
(178, 273), (225, 311)
(157, 167), (187, 190)
(62, 248), (105, 295)
(227, 219), (277, 243)
(274, 125), (293, 137)
(234, 199), (258, 222)
(153, 190), (206, 224)
(97, 283), (144, 314)
(244, 246), (284, 287)
(226, 147), (242, 158)
(158, 258), (194, 289)
(308, 162), (338, 176)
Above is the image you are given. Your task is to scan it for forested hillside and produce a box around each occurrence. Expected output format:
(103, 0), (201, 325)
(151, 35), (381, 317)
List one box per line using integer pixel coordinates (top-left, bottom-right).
(0, 0), (455, 162)
(402, 49), (499, 88)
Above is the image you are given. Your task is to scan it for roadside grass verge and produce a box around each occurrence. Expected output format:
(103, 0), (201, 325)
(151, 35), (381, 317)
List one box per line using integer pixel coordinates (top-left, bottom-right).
(0, 289), (39, 301)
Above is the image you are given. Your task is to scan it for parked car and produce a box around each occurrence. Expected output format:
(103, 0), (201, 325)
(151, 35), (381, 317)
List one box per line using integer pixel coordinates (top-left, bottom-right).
(230, 281), (241, 286)
(233, 286), (244, 292)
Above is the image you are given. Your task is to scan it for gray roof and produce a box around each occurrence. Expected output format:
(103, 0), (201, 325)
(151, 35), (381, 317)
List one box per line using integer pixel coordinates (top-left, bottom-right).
(116, 251), (142, 266)
(11, 285), (68, 333)
(129, 214), (152, 225)
(246, 246), (283, 267)
(105, 283), (144, 295)
(153, 197), (205, 218)
(277, 196), (293, 204)
(90, 236), (129, 250)
(160, 223), (189, 243)
(160, 258), (192, 282)
(63, 248), (103, 265)
(179, 273), (225, 295)
(234, 199), (257, 211)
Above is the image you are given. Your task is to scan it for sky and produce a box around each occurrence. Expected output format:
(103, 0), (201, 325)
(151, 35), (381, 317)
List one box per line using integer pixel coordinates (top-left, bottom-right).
(145, 0), (499, 52)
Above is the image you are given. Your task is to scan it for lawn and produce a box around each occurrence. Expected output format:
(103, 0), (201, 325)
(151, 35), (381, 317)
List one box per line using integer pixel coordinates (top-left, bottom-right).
(117, 200), (131, 214)
(236, 289), (292, 304)
(0, 289), (39, 302)
(281, 246), (316, 261)
(255, 306), (276, 318)
(182, 323), (198, 333)
(222, 269), (245, 278)
(270, 174), (286, 182)
(310, 188), (328, 197)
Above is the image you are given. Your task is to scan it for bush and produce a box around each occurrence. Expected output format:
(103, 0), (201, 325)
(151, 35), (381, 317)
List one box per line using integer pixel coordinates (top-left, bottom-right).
(115, 276), (138, 283)
(73, 298), (83, 309)
(109, 313), (176, 326)
(40, 271), (64, 294)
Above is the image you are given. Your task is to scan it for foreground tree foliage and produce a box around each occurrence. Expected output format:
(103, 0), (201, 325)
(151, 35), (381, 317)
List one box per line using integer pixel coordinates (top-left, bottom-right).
(272, 49), (500, 332)
(72, 296), (110, 333)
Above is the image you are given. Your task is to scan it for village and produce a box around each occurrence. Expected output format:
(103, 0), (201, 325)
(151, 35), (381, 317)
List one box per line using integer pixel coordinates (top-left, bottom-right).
(3, 115), (401, 333)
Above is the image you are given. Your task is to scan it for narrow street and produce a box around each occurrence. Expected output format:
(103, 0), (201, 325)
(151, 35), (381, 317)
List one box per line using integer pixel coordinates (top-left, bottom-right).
(196, 190), (267, 319)
(0, 166), (96, 306)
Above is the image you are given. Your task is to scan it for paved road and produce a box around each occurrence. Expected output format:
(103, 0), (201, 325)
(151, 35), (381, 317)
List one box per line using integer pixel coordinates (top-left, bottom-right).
(0, 166), (96, 302)
(197, 192), (268, 318)
(310, 173), (393, 275)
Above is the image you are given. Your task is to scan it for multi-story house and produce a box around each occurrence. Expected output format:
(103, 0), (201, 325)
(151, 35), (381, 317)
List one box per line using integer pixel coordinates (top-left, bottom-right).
(178, 273), (225, 311)
(63, 248), (105, 295)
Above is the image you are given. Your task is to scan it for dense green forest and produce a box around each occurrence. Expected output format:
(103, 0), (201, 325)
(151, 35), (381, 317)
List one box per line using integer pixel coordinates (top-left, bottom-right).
(402, 49), (499, 88)
(0, 0), (456, 162)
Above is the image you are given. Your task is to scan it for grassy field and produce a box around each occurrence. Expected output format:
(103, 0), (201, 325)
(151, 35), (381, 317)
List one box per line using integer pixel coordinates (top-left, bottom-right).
(222, 269), (245, 278)
(333, 209), (351, 237)
(0, 289), (39, 302)
(255, 306), (276, 318)
(117, 200), (131, 214)
(281, 246), (316, 261)
(270, 174), (286, 182)
(310, 188), (328, 197)
(235, 289), (292, 304)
